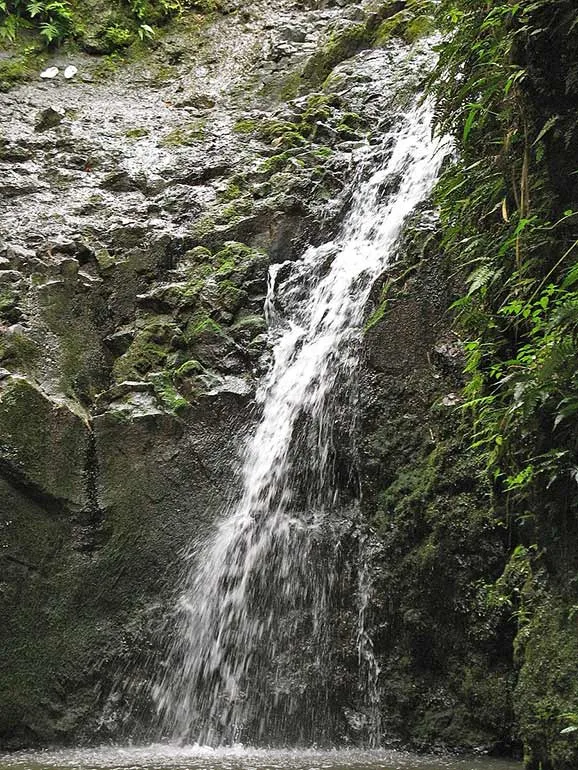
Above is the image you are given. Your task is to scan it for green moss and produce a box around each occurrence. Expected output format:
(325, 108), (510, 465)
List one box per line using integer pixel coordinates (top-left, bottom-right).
(365, 281), (390, 331)
(301, 99), (334, 132)
(190, 215), (216, 240)
(219, 181), (245, 202)
(0, 51), (38, 92)
(215, 258), (236, 275)
(259, 70), (302, 103)
(312, 145), (333, 160)
(374, 2), (435, 45)
(92, 52), (124, 80)
(148, 371), (187, 412)
(113, 337), (169, 381)
(95, 247), (115, 270)
(301, 23), (371, 88)
(0, 330), (40, 371)
(153, 63), (178, 84)
(112, 317), (181, 382)
(160, 119), (206, 147)
(216, 280), (246, 313)
(230, 314), (267, 337)
(102, 23), (134, 49)
(125, 126), (150, 139)
(405, 14), (435, 41)
(258, 151), (294, 175)
(0, 377), (89, 504)
(213, 241), (265, 272)
(515, 602), (578, 770)
(274, 130), (308, 150)
(215, 197), (254, 225)
(174, 358), (204, 377)
(233, 118), (259, 134)
(0, 288), (17, 317)
(188, 317), (222, 338)
(184, 246), (212, 263)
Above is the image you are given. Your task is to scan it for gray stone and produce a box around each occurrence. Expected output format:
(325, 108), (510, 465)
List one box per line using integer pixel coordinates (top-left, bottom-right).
(34, 105), (65, 132)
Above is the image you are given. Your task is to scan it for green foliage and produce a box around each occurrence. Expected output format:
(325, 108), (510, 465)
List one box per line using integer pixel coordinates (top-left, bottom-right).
(431, 0), (578, 522)
(0, 0), (219, 48)
(125, 0), (219, 26)
(102, 23), (133, 49)
(431, 5), (578, 762)
(0, 0), (73, 45)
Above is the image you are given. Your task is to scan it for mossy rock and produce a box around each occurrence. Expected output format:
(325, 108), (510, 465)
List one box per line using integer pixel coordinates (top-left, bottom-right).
(302, 22), (372, 89)
(373, 2), (436, 47)
(0, 328), (40, 372)
(0, 52), (40, 92)
(160, 119), (207, 147)
(112, 317), (181, 383)
(230, 315), (267, 345)
(0, 376), (90, 508)
(515, 601), (578, 770)
(301, 2), (403, 89)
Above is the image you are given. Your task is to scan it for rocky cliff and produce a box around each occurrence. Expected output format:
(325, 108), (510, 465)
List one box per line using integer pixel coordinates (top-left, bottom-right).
(0, 0), (440, 748)
(1, 1), (575, 766)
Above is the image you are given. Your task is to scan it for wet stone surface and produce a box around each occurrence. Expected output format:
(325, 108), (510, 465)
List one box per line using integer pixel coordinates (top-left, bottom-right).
(0, 0), (428, 749)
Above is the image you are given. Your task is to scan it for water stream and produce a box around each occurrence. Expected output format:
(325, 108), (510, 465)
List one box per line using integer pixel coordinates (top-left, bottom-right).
(154, 39), (450, 746)
(0, 746), (521, 770)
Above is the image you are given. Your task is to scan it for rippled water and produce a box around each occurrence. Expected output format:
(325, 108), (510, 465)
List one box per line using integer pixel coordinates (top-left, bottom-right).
(0, 746), (522, 770)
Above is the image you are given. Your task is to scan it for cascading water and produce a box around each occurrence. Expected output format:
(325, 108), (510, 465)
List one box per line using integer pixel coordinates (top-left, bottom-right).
(155, 42), (449, 747)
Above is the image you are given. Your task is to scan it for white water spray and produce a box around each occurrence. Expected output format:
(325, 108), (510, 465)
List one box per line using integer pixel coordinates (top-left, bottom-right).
(156, 45), (449, 746)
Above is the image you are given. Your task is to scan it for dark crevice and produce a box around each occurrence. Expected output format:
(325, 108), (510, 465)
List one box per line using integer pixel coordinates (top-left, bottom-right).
(73, 428), (107, 552)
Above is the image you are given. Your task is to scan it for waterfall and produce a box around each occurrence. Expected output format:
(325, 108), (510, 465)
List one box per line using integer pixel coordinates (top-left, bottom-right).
(155, 43), (449, 747)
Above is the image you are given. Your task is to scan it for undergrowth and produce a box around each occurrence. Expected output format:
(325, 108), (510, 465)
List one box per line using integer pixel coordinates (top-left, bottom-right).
(0, 0), (220, 47)
(429, 3), (578, 764)
(431, 0), (578, 531)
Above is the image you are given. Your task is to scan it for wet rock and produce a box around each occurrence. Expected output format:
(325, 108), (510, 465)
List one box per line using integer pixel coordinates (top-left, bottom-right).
(279, 25), (308, 43)
(441, 392), (462, 407)
(100, 171), (142, 193)
(34, 105), (65, 132)
(104, 327), (135, 355)
(59, 258), (79, 282)
(0, 270), (23, 283)
(5, 323), (26, 336)
(0, 0), (452, 750)
(0, 376), (90, 508)
(106, 380), (155, 400)
(175, 93), (217, 109)
(0, 141), (33, 162)
(206, 374), (253, 398)
(0, 170), (44, 197)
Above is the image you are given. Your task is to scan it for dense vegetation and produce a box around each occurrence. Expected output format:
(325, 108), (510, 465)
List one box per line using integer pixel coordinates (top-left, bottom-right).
(0, 0), (219, 46)
(430, 1), (578, 767)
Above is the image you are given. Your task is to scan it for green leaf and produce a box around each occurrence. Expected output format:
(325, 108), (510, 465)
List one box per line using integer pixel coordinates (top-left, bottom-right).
(462, 103), (481, 143)
(532, 114), (559, 146)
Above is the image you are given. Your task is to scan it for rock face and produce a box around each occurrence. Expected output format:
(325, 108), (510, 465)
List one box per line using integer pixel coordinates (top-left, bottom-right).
(0, 0), (515, 754)
(356, 219), (516, 753)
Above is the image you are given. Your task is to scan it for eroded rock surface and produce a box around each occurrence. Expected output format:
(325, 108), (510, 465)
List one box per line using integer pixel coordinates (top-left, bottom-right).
(1, 0), (422, 747)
